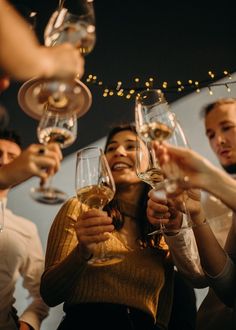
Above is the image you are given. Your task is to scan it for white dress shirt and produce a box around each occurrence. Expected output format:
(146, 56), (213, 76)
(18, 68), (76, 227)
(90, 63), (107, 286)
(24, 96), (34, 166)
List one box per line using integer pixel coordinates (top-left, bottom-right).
(0, 200), (49, 330)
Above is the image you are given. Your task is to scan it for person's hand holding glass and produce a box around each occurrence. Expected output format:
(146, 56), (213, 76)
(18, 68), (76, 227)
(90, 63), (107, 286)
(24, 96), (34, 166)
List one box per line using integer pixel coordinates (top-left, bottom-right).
(30, 109), (77, 204)
(135, 89), (193, 233)
(18, 0), (95, 119)
(75, 146), (125, 266)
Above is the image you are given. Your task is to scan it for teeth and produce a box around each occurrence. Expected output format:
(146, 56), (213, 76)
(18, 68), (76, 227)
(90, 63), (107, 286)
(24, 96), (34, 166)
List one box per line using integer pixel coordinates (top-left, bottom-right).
(113, 163), (129, 169)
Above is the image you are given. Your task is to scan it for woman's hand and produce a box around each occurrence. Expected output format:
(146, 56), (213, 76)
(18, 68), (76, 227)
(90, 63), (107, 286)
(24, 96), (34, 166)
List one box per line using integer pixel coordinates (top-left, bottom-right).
(75, 208), (114, 257)
(147, 189), (183, 232)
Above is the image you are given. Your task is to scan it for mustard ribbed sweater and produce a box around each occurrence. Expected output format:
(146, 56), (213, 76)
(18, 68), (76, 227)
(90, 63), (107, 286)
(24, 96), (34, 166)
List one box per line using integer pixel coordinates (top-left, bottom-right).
(40, 197), (174, 329)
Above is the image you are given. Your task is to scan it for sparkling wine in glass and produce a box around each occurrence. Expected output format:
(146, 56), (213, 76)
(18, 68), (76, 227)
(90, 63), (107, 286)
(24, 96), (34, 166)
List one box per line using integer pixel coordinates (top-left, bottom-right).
(30, 110), (77, 204)
(135, 137), (167, 234)
(76, 146), (125, 266)
(135, 90), (192, 233)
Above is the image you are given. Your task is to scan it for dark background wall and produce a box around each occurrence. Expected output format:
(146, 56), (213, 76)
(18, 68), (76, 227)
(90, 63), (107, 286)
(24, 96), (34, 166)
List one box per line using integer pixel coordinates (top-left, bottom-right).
(1, 0), (236, 156)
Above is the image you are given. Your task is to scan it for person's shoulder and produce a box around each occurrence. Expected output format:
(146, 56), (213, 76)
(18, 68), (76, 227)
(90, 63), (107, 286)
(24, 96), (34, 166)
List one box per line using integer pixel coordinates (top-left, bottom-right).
(58, 196), (80, 221)
(6, 208), (38, 234)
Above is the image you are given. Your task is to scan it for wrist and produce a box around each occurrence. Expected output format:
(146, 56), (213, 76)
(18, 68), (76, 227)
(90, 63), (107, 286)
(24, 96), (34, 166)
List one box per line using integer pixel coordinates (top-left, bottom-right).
(77, 244), (93, 262)
(192, 218), (208, 228)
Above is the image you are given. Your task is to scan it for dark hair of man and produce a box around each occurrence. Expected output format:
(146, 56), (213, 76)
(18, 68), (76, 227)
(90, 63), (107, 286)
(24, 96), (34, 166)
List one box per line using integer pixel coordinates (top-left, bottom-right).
(0, 129), (22, 148)
(200, 98), (236, 118)
(104, 123), (163, 249)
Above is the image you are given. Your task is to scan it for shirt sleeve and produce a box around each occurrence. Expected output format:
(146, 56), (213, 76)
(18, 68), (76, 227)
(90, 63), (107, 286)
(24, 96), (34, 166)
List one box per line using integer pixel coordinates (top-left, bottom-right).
(205, 254), (236, 307)
(164, 226), (208, 288)
(205, 213), (236, 307)
(19, 222), (49, 330)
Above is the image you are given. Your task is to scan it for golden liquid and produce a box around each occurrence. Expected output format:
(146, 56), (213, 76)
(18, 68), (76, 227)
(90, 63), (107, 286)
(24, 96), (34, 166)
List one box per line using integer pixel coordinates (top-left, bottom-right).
(137, 168), (164, 188)
(77, 185), (114, 209)
(38, 127), (75, 148)
(140, 122), (173, 141)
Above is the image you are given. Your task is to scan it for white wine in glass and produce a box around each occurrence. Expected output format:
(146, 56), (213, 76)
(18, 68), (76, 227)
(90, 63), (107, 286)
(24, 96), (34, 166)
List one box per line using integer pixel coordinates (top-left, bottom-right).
(76, 146), (125, 266)
(30, 110), (77, 204)
(135, 90), (192, 233)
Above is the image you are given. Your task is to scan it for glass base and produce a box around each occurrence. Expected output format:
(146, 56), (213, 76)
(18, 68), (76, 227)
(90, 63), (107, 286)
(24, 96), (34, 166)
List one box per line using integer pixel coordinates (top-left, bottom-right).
(148, 224), (192, 236)
(30, 186), (68, 205)
(88, 255), (124, 266)
(18, 77), (92, 120)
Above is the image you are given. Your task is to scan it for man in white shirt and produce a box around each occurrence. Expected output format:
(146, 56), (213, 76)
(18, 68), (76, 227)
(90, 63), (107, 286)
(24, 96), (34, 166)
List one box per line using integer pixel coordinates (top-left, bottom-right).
(0, 129), (49, 330)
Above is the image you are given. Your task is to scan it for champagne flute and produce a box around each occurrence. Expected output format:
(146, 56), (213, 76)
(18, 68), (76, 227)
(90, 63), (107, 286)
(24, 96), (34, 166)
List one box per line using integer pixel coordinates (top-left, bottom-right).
(18, 0), (95, 120)
(135, 90), (192, 233)
(135, 137), (167, 233)
(30, 109), (77, 204)
(147, 121), (193, 235)
(75, 146), (125, 266)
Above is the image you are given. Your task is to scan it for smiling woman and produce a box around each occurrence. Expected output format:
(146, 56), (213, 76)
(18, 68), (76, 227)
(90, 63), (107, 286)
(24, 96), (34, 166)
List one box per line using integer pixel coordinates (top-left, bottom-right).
(40, 122), (199, 329)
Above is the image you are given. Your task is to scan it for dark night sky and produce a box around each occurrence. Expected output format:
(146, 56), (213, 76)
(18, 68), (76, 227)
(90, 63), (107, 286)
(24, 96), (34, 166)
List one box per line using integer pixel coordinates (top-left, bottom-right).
(1, 0), (236, 156)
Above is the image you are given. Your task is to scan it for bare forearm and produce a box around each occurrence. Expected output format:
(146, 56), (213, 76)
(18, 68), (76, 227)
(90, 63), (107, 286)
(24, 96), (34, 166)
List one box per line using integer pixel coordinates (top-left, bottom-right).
(202, 167), (236, 212)
(193, 220), (228, 276)
(0, 0), (44, 79)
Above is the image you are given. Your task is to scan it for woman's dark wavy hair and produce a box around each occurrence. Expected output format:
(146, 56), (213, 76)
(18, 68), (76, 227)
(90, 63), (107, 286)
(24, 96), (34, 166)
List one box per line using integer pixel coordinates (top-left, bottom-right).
(103, 123), (162, 249)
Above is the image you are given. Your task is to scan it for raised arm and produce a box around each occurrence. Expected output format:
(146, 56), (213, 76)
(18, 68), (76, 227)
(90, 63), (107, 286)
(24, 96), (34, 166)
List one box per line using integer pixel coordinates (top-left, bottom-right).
(0, 0), (84, 80)
(153, 142), (236, 213)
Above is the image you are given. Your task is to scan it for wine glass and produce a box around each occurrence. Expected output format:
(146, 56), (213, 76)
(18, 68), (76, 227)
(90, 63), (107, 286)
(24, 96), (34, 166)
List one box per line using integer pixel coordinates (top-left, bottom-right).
(135, 90), (192, 233)
(18, 0), (95, 120)
(135, 136), (167, 233)
(75, 146), (125, 266)
(30, 109), (77, 204)
(135, 137), (164, 190)
(146, 121), (193, 235)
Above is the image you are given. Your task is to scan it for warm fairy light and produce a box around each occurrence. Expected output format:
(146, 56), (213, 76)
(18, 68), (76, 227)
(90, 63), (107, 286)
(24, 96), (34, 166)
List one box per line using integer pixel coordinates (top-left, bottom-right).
(162, 81), (168, 88)
(208, 71), (215, 79)
(117, 89), (124, 96)
(224, 70), (232, 80)
(225, 84), (231, 92)
(208, 86), (213, 95)
(85, 69), (235, 100)
(29, 11), (37, 17)
(116, 81), (122, 90)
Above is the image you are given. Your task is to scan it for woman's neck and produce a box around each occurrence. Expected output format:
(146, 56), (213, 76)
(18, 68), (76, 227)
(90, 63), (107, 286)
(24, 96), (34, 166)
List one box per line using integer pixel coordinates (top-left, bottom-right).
(115, 182), (145, 205)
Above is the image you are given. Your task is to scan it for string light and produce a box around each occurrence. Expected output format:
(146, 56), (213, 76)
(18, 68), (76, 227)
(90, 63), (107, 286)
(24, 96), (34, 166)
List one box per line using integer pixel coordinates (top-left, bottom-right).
(225, 83), (231, 92)
(85, 69), (235, 100)
(208, 86), (213, 95)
